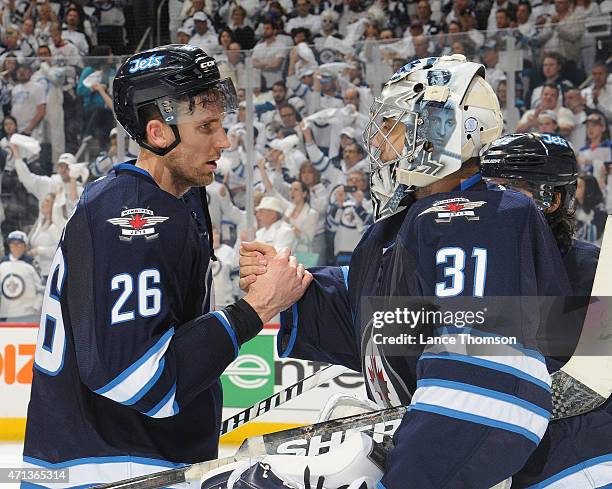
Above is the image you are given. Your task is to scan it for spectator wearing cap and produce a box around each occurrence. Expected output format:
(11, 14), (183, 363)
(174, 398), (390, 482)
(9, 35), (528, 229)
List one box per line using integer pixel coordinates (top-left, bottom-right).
(189, 12), (221, 55)
(287, 55), (317, 115)
(516, 83), (574, 136)
(13, 149), (83, 217)
(180, 0), (215, 36)
(254, 196), (297, 251)
(529, 52), (573, 109)
(61, 8), (90, 57)
(252, 19), (287, 90)
(176, 27), (191, 44)
(257, 161), (319, 254)
(311, 69), (343, 113)
(326, 168), (372, 266)
(0, 230), (43, 322)
(11, 64), (46, 142)
(563, 88), (588, 149)
(286, 0), (321, 35)
(581, 62), (612, 125)
(536, 109), (560, 134)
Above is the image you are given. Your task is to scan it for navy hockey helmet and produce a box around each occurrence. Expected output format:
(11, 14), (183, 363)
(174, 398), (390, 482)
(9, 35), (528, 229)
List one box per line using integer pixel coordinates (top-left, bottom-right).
(113, 44), (238, 156)
(480, 132), (578, 210)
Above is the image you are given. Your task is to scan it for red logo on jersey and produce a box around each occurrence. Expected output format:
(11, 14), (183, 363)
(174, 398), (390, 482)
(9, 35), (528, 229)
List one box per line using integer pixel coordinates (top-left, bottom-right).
(107, 208), (169, 241)
(367, 356), (390, 403)
(418, 197), (486, 223)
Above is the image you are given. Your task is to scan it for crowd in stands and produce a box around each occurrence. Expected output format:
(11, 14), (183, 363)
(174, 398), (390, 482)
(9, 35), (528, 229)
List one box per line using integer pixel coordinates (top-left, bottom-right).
(0, 0), (610, 318)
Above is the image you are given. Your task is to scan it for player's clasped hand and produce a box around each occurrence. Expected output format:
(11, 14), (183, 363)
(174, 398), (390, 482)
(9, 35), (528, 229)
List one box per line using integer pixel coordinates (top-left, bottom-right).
(238, 241), (278, 291)
(243, 246), (312, 324)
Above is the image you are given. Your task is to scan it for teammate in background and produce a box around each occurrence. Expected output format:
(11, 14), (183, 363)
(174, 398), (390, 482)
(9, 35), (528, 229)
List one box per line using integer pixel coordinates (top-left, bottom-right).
(481, 132), (598, 297)
(481, 133), (612, 489)
(237, 56), (575, 488)
(22, 45), (311, 486)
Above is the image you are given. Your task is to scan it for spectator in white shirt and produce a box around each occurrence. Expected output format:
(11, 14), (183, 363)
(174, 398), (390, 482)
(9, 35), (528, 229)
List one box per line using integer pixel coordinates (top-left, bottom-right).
(62, 8), (90, 57)
(28, 191), (65, 280)
(11, 64), (46, 141)
(516, 83), (574, 136)
(530, 51), (573, 109)
(482, 43), (506, 92)
(13, 149), (83, 217)
(581, 62), (612, 124)
(0, 230), (43, 322)
(189, 12), (221, 55)
(211, 225), (240, 308)
(283, 180), (319, 253)
(252, 19), (288, 90)
(286, 0), (321, 35)
(563, 88), (588, 149)
(254, 196), (297, 251)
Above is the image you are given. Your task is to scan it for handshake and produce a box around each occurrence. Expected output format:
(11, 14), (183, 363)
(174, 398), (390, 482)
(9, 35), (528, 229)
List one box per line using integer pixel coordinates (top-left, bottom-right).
(240, 242), (313, 324)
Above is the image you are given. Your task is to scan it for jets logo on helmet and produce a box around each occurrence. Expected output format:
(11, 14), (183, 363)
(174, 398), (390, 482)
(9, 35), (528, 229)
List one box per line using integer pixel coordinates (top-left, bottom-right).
(128, 54), (165, 73)
(113, 44), (238, 156)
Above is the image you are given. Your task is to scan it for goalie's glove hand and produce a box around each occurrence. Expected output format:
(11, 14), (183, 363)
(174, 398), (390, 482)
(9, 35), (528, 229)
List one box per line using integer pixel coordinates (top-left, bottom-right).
(200, 433), (384, 489)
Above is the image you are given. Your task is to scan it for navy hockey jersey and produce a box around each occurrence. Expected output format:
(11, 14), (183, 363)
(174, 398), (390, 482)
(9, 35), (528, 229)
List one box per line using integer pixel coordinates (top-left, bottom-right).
(22, 164), (240, 487)
(278, 179), (573, 488)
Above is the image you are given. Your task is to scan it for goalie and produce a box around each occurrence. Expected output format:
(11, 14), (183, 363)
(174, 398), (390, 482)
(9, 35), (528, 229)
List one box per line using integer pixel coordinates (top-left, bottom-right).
(238, 55), (581, 489)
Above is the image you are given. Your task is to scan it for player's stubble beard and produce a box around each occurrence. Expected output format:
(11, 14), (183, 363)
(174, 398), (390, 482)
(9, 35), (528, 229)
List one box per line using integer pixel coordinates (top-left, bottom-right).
(166, 144), (215, 192)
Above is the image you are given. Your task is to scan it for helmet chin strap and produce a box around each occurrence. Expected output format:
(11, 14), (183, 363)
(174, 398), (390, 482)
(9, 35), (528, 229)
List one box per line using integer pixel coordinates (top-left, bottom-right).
(139, 124), (181, 156)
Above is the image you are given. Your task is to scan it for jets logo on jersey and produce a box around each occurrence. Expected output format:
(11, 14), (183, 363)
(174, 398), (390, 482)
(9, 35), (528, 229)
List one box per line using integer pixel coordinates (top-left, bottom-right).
(418, 197), (486, 223)
(107, 208), (169, 242)
(128, 54), (164, 73)
(2, 273), (25, 299)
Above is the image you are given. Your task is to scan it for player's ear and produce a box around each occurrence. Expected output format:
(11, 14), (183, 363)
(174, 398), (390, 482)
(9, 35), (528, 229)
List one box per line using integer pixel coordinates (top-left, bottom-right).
(145, 119), (174, 151)
(546, 192), (562, 214)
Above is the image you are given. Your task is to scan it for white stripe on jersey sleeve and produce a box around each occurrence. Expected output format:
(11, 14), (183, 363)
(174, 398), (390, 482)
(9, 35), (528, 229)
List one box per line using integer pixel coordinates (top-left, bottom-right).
(94, 328), (174, 405)
(410, 384), (549, 444)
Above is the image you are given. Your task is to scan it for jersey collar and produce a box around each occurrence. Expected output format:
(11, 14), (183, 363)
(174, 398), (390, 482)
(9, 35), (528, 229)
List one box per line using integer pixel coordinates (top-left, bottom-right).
(114, 161), (157, 185)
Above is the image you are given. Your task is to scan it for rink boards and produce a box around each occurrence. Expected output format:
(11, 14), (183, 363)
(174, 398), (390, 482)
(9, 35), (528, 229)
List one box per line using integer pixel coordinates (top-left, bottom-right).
(0, 323), (365, 444)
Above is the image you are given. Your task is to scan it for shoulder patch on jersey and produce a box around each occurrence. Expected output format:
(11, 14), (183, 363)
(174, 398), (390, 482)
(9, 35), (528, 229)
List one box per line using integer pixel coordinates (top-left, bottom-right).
(418, 197), (487, 223)
(107, 207), (170, 242)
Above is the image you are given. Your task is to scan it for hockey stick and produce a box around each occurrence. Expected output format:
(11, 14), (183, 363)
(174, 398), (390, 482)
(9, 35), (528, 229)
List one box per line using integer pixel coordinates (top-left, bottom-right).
(220, 363), (349, 435)
(93, 407), (406, 489)
(551, 214), (612, 420)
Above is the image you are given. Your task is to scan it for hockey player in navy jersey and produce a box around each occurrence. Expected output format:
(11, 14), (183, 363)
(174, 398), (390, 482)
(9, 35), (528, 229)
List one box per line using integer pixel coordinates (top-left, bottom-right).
(481, 133), (612, 489)
(235, 55), (580, 489)
(21, 45), (312, 487)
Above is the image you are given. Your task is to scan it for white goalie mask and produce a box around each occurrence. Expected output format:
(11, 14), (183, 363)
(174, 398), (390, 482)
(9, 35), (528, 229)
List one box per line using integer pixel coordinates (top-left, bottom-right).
(364, 54), (503, 221)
